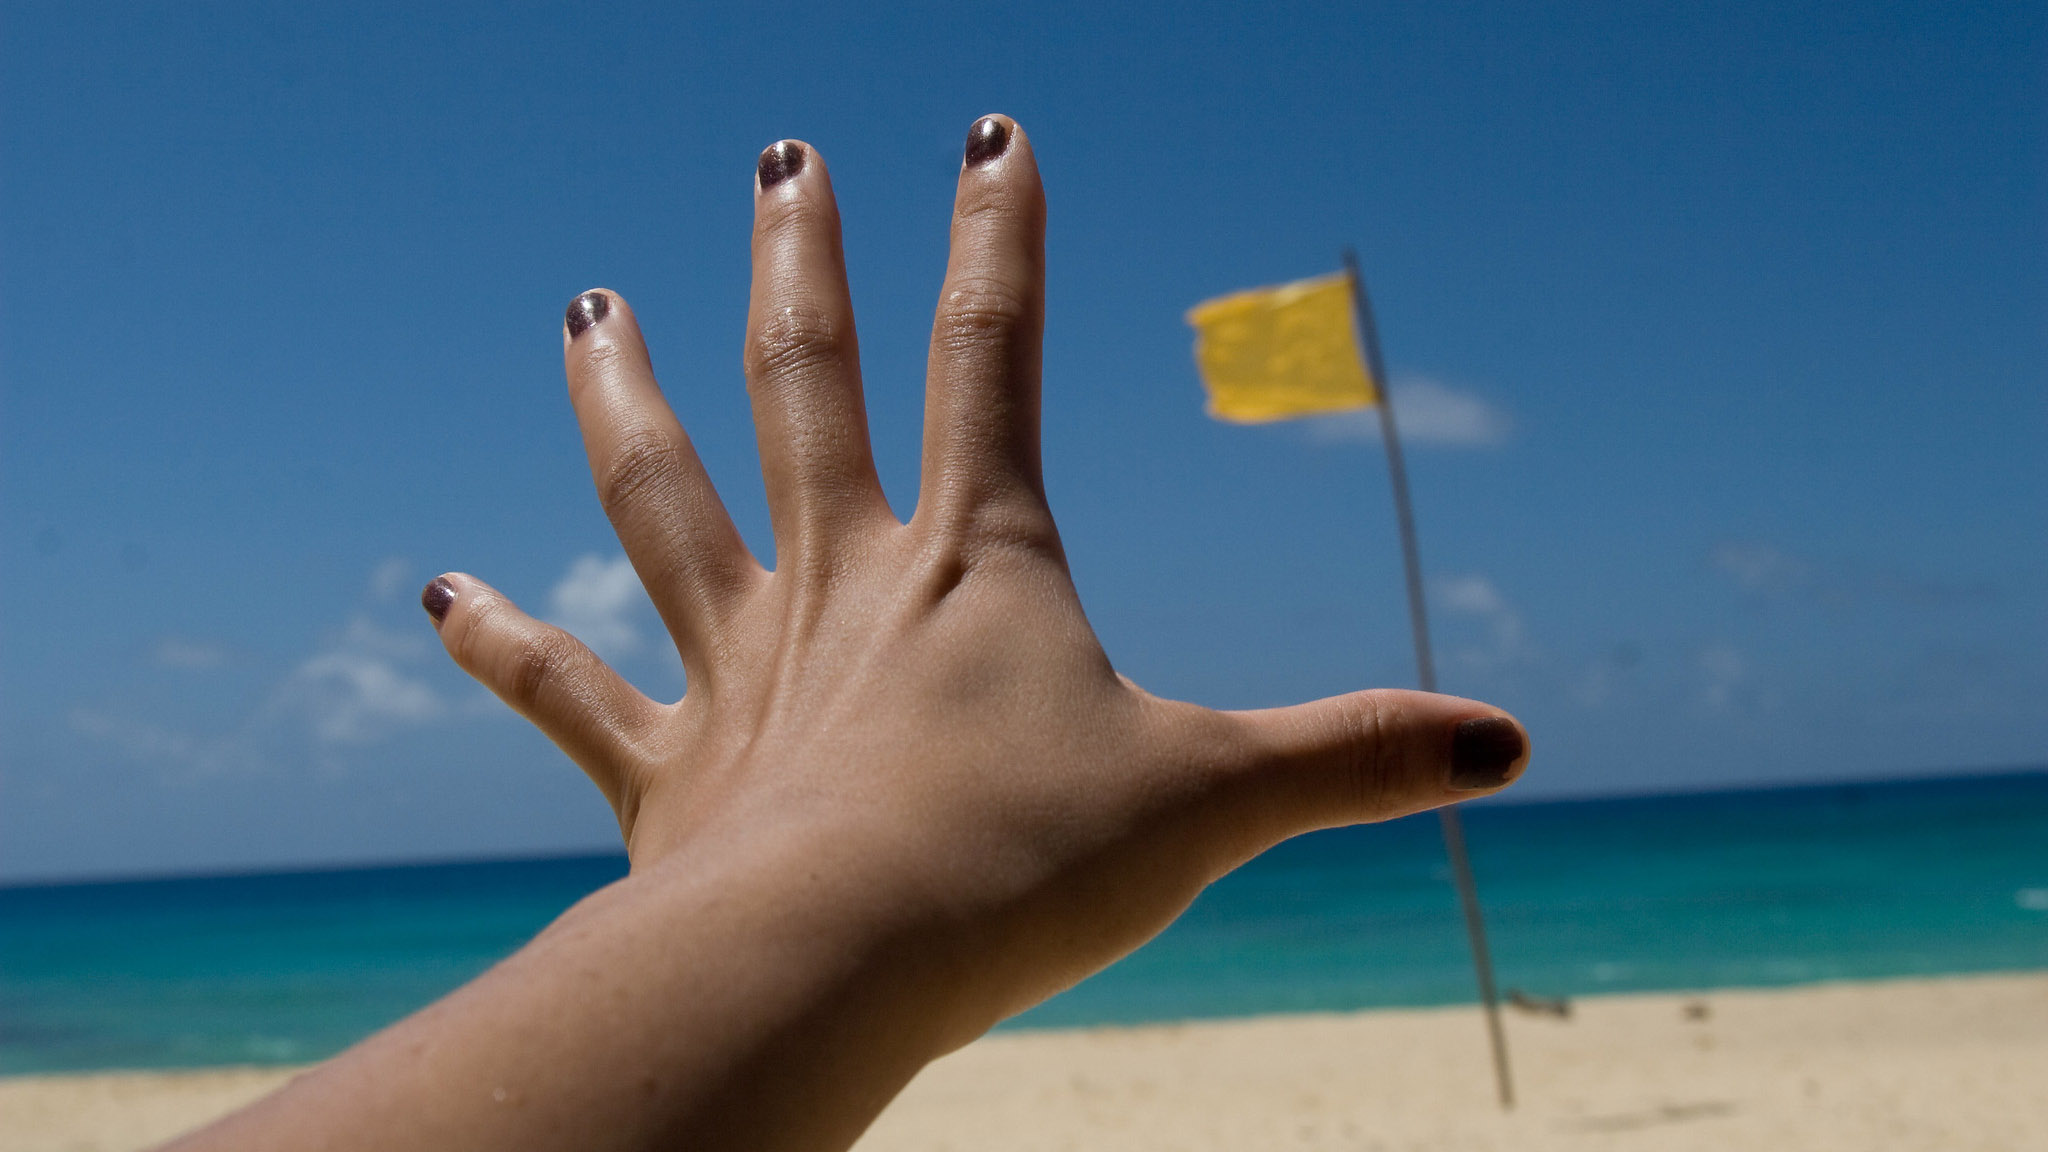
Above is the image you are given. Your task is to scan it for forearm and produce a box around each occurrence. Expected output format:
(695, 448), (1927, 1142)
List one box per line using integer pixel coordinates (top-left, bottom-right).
(166, 833), (966, 1152)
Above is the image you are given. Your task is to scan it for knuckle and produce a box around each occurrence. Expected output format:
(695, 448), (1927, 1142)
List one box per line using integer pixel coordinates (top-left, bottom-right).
(745, 304), (849, 382)
(954, 497), (1062, 565)
(579, 340), (629, 374)
(932, 276), (1034, 355)
(564, 342), (630, 408)
(920, 475), (1060, 568)
(445, 592), (508, 656)
(754, 194), (829, 239)
(1322, 693), (1397, 816)
(503, 629), (579, 710)
(596, 431), (687, 517)
(954, 185), (1044, 229)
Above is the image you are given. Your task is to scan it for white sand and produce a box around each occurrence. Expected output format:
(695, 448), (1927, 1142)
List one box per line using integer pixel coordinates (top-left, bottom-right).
(3, 972), (2042, 1152)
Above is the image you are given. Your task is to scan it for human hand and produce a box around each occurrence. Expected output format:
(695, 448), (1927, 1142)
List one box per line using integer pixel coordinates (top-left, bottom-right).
(421, 115), (1527, 1045)
(168, 114), (1533, 1152)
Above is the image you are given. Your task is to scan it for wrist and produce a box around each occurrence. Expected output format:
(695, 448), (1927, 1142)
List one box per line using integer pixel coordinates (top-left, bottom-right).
(622, 816), (990, 1054)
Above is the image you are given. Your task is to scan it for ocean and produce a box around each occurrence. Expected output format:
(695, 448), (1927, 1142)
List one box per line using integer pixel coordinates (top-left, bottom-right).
(3, 769), (2044, 1075)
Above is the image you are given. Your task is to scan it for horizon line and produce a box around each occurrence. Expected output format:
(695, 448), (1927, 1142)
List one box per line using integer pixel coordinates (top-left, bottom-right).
(5, 760), (2043, 892)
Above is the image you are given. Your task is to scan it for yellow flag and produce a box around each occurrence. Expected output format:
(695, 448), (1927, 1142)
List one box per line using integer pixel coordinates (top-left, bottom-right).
(1186, 272), (1377, 423)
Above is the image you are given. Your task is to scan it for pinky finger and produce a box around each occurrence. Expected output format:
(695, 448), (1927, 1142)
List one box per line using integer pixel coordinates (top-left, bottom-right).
(423, 573), (661, 810)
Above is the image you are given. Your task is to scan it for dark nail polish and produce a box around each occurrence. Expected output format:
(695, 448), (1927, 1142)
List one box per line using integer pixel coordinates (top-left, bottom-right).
(965, 117), (1010, 167)
(422, 577), (456, 626)
(1450, 717), (1525, 791)
(757, 141), (805, 189)
(565, 291), (609, 339)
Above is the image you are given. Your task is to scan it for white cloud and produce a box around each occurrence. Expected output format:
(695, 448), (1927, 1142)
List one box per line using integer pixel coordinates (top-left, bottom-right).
(1697, 643), (1746, 710)
(368, 557), (414, 602)
(228, 618), (448, 748)
(1710, 540), (1996, 608)
(547, 554), (648, 660)
(1305, 376), (1510, 447)
(1569, 644), (1644, 709)
(282, 646), (444, 745)
(67, 707), (258, 776)
(153, 637), (229, 669)
(1438, 574), (1509, 616)
(1710, 543), (1812, 597)
(75, 606), (454, 776)
(1435, 574), (1531, 669)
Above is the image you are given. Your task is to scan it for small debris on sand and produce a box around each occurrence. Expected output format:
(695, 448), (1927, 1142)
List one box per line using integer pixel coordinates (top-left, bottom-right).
(1507, 989), (1574, 1019)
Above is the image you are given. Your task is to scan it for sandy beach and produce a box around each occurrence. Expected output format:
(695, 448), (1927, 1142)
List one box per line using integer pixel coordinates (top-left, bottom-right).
(3, 971), (2041, 1152)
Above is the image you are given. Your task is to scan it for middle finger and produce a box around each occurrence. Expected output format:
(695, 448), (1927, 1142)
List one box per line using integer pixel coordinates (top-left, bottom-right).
(745, 140), (894, 568)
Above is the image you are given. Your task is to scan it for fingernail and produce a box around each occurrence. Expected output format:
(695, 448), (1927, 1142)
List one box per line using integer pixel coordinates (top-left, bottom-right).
(565, 291), (609, 339)
(964, 116), (1010, 167)
(1450, 717), (1525, 791)
(757, 141), (805, 190)
(422, 577), (457, 626)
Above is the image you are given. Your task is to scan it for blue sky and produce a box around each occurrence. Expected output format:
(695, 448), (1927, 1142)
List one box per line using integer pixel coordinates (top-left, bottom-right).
(2, 1), (2042, 881)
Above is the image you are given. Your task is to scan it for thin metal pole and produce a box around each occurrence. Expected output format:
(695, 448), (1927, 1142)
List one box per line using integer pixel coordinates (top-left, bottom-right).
(1342, 249), (1515, 1110)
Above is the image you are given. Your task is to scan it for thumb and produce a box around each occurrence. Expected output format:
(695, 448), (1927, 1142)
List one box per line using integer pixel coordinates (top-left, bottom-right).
(1225, 689), (1530, 834)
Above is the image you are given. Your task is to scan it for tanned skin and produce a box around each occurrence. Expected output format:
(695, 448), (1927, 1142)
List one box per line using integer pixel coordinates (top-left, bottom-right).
(167, 115), (1527, 1152)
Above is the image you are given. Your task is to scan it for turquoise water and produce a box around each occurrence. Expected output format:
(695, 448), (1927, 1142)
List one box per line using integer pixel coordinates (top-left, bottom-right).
(4, 770), (2044, 1074)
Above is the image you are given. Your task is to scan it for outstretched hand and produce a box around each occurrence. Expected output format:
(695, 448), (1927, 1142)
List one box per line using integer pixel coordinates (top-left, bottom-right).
(177, 116), (1527, 1152)
(425, 115), (1526, 1042)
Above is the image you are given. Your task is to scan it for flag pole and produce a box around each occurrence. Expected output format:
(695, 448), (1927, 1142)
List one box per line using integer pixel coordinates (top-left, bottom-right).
(1341, 248), (1515, 1110)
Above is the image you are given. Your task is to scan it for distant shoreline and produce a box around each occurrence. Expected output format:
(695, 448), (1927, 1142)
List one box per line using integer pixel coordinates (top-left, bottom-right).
(8, 762), (2043, 891)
